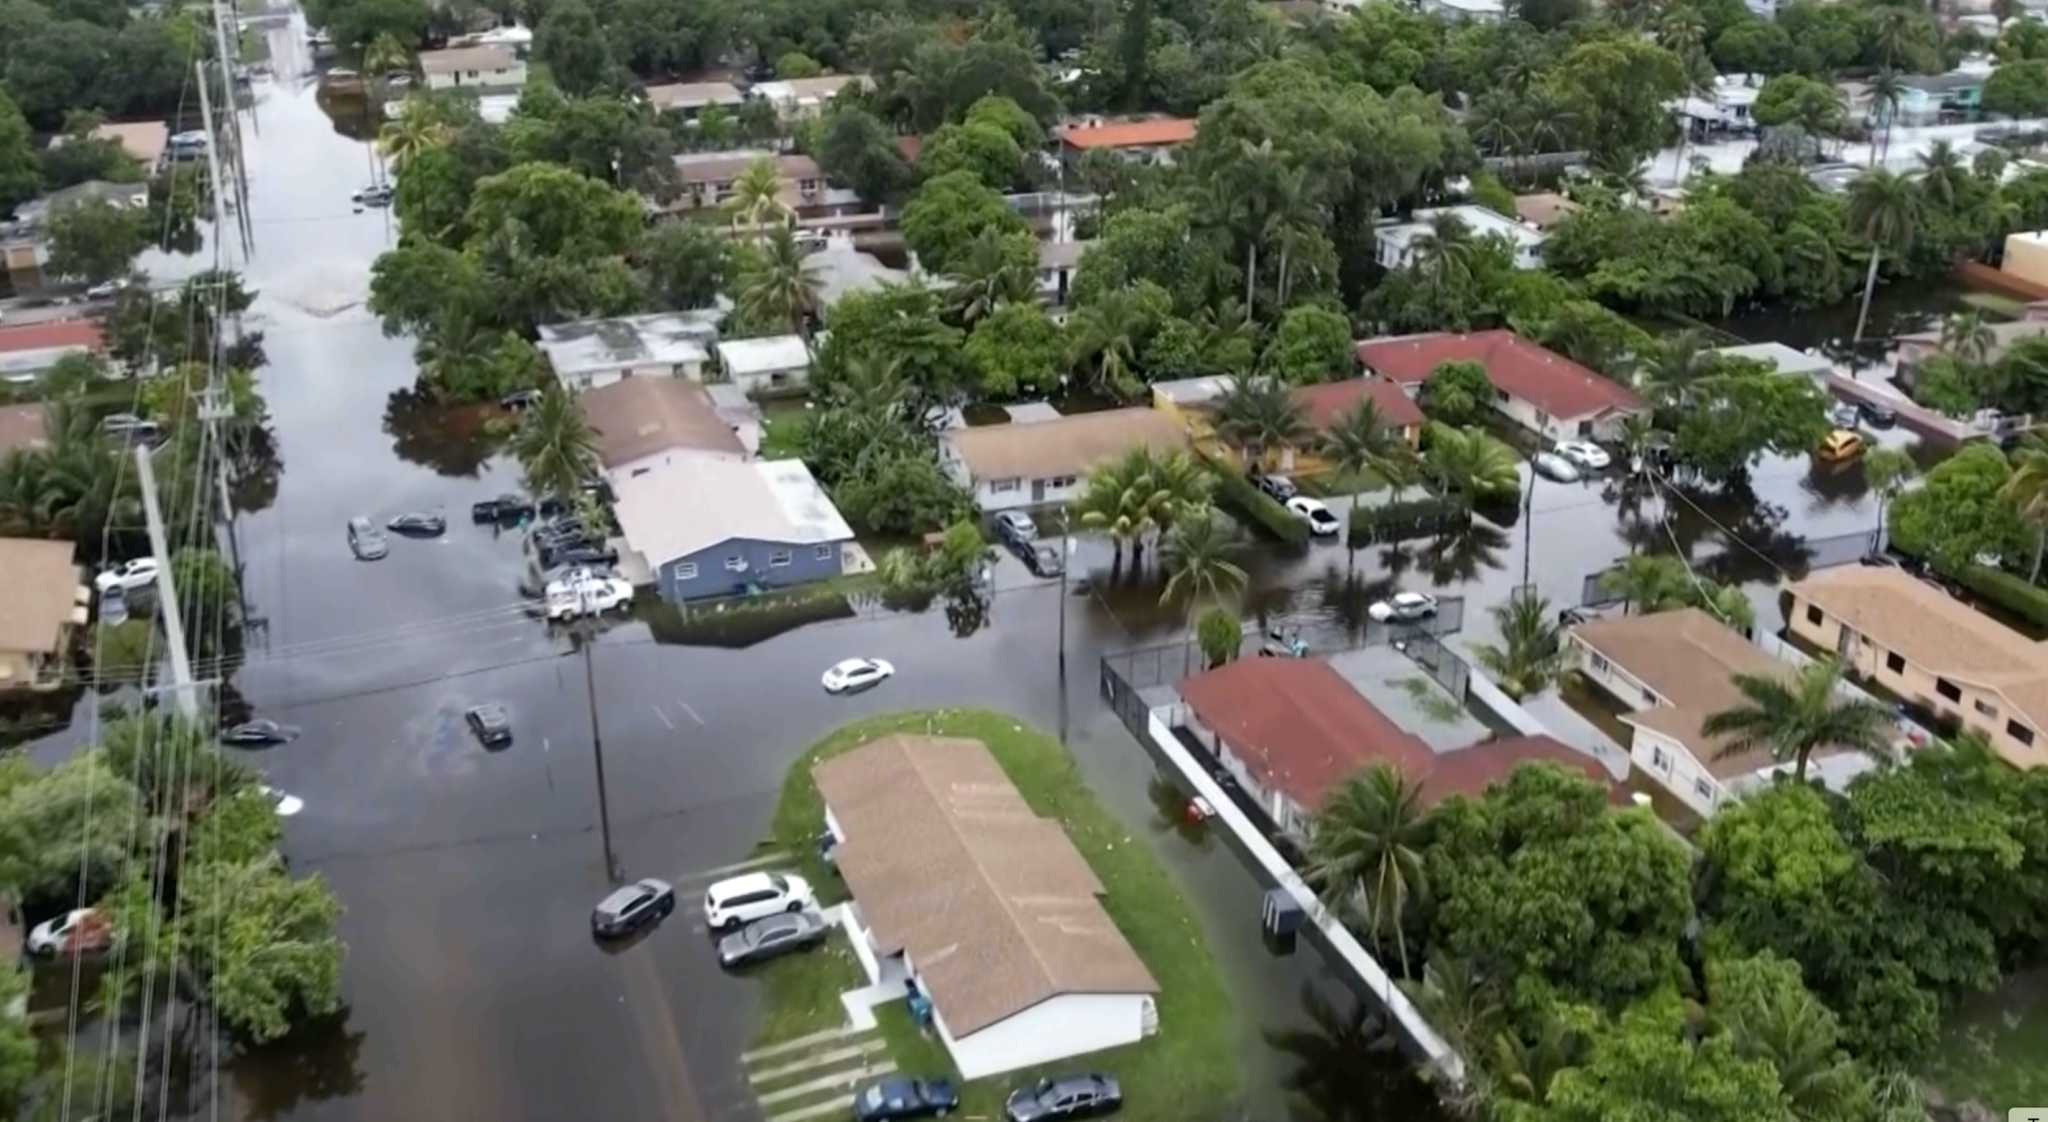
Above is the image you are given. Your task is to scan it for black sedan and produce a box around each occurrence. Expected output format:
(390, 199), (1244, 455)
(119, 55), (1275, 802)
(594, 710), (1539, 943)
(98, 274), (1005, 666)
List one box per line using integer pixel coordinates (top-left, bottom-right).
(1858, 400), (1898, 428)
(717, 911), (829, 968)
(465, 704), (512, 747)
(1004, 1074), (1122, 1122)
(221, 719), (299, 746)
(471, 494), (535, 523)
(854, 1076), (961, 1122)
(386, 512), (446, 536)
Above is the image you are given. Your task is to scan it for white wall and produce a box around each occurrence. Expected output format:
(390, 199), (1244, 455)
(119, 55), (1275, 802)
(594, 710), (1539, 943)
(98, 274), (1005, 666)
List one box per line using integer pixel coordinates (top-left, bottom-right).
(1627, 726), (1724, 817)
(555, 359), (708, 392)
(729, 365), (809, 396)
(973, 474), (1084, 512)
(424, 62), (527, 90)
(934, 993), (1153, 1080)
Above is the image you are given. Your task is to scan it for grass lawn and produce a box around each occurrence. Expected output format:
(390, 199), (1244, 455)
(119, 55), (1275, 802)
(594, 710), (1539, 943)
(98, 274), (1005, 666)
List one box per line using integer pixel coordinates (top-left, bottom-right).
(759, 398), (811, 461)
(749, 930), (869, 1049)
(764, 708), (1241, 1121)
(1295, 467), (1387, 500)
(1923, 967), (2048, 1109)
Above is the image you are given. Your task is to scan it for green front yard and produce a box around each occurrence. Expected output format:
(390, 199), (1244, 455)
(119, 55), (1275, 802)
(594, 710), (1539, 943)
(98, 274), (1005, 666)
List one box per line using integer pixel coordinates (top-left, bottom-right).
(1923, 967), (2048, 1110)
(761, 708), (1241, 1121)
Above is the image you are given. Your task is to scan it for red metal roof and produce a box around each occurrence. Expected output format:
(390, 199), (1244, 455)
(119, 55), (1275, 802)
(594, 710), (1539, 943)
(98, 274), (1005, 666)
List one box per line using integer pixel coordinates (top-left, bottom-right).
(1354, 330), (1642, 422)
(0, 319), (105, 354)
(1056, 118), (1197, 150)
(1293, 378), (1425, 433)
(1181, 660), (1620, 810)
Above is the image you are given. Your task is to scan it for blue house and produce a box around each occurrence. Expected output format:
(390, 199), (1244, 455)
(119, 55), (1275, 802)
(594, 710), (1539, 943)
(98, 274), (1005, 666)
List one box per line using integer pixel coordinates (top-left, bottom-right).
(611, 458), (854, 603)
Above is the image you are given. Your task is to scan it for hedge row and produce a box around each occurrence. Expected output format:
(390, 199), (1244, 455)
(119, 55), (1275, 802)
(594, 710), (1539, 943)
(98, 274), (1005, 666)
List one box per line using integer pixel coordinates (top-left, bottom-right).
(1956, 564), (2048, 629)
(1347, 496), (1472, 548)
(1209, 468), (1310, 547)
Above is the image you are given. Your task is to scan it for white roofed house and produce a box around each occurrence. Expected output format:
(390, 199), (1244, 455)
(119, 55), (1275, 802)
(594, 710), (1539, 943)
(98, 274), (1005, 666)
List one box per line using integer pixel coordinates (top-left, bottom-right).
(1374, 205), (1546, 271)
(713, 335), (811, 397)
(747, 74), (869, 118)
(536, 310), (722, 391)
(610, 458), (853, 602)
(419, 44), (527, 92)
(644, 80), (746, 120)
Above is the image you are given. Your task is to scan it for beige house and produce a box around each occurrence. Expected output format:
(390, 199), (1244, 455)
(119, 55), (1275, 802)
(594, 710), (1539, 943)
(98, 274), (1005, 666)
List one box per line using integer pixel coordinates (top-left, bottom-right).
(1785, 566), (2048, 770)
(942, 408), (1187, 512)
(0, 538), (87, 691)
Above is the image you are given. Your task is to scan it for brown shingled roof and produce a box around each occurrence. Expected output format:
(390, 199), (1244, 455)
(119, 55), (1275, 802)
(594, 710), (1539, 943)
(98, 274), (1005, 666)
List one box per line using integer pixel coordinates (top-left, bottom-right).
(813, 735), (1158, 1037)
(1355, 330), (1643, 422)
(0, 538), (80, 656)
(579, 378), (744, 469)
(948, 408), (1186, 482)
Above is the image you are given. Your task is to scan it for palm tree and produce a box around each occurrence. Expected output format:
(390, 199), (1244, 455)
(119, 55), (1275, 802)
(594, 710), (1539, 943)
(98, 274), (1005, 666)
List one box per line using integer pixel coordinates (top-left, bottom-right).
(2001, 435), (2048, 581)
(1938, 310), (1996, 365)
(727, 157), (792, 233)
(1700, 656), (1896, 782)
(1492, 1016), (1588, 1107)
(1301, 764), (1431, 976)
(1866, 68), (1905, 166)
(1847, 169), (1920, 347)
(1147, 450), (1214, 537)
(738, 225), (822, 342)
(1066, 289), (1151, 400)
(1918, 141), (1969, 211)
(1407, 212), (1475, 295)
(1472, 589), (1563, 699)
(1160, 511), (1248, 654)
(944, 229), (1036, 327)
(1614, 413), (1660, 477)
(1421, 424), (1518, 502)
(1398, 953), (1502, 1058)
(510, 388), (599, 503)
(1864, 446), (1917, 556)
(1073, 448), (1171, 571)
(1215, 377), (1308, 470)
(1599, 553), (1690, 613)
(1697, 581), (1757, 636)
(376, 100), (449, 172)
(1638, 328), (1714, 404)
(1319, 400), (1401, 571)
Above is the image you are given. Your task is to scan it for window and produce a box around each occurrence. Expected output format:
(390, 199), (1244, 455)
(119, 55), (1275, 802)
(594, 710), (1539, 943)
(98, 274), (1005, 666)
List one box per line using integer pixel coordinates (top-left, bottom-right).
(1589, 652), (1610, 674)
(989, 477), (1021, 493)
(1651, 746), (1671, 772)
(1937, 678), (1962, 703)
(769, 550), (792, 567)
(799, 178), (819, 193)
(1975, 698), (1999, 719)
(815, 545), (833, 561)
(1806, 604), (1824, 625)
(1886, 651), (1905, 675)
(676, 562), (698, 580)
(2010, 719), (2036, 746)
(724, 556), (747, 572)
(1695, 778), (1715, 802)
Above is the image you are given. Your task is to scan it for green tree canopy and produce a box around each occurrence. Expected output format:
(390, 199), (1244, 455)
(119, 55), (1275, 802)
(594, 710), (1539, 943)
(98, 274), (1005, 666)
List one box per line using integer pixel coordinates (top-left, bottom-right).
(964, 301), (1064, 398)
(899, 169), (1029, 276)
(1887, 442), (2028, 572)
(1261, 305), (1353, 383)
(46, 198), (146, 283)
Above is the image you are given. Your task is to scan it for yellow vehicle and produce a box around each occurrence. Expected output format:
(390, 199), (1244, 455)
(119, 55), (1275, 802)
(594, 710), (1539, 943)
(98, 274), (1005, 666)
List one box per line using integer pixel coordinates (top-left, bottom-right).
(1816, 429), (1865, 463)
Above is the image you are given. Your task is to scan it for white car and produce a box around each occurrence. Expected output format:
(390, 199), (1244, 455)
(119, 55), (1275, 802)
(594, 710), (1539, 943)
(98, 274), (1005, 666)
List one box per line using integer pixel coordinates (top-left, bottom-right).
(703, 872), (816, 932)
(544, 576), (634, 620)
(1533, 451), (1581, 483)
(95, 558), (159, 594)
(1554, 441), (1611, 471)
(821, 658), (894, 694)
(258, 785), (304, 817)
(1367, 591), (1440, 623)
(27, 908), (109, 956)
(1284, 496), (1342, 537)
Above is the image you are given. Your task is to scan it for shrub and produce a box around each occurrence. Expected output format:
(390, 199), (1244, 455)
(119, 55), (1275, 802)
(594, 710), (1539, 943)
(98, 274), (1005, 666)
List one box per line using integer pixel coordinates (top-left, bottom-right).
(1348, 496), (1471, 547)
(1956, 564), (2048, 628)
(1210, 467), (1309, 546)
(1197, 608), (1242, 669)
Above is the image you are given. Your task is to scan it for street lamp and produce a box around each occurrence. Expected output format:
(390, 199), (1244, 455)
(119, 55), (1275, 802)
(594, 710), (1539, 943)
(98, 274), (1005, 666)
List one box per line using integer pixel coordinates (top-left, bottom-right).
(576, 616), (621, 882)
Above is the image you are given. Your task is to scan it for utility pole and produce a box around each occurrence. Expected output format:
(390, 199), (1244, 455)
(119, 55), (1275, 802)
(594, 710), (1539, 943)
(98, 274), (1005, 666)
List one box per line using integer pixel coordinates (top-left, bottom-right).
(208, 0), (253, 255)
(579, 620), (620, 881)
(136, 446), (200, 721)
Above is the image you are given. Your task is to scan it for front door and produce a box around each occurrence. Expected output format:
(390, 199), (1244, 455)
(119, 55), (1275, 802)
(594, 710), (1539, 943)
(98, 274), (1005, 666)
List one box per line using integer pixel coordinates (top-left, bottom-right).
(1032, 478), (1046, 502)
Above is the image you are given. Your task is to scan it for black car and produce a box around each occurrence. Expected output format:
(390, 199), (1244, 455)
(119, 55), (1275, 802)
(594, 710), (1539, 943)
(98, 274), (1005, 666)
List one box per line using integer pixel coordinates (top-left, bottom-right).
(541, 541), (619, 568)
(386, 512), (446, 536)
(1007, 536), (1064, 577)
(220, 719), (300, 746)
(591, 878), (675, 938)
(472, 494), (535, 523)
(854, 1076), (961, 1122)
(1858, 400), (1898, 428)
(716, 910), (829, 968)
(1003, 1074), (1121, 1122)
(500, 389), (542, 410)
(1251, 473), (1297, 501)
(465, 704), (512, 747)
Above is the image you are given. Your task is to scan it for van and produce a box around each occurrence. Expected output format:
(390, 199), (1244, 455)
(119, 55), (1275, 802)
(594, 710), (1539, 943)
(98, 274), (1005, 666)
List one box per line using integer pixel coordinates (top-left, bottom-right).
(1816, 429), (1864, 463)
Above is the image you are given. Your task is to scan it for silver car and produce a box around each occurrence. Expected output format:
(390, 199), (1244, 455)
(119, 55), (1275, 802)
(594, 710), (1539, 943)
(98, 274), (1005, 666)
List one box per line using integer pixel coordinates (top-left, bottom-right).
(347, 516), (388, 560)
(591, 878), (675, 938)
(717, 910), (829, 968)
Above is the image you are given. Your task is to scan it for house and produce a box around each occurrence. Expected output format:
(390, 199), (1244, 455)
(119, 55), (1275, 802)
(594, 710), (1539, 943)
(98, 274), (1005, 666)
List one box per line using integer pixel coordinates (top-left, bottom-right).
(1177, 657), (1616, 835)
(2001, 230), (2048, 291)
(1713, 342), (1833, 380)
(814, 734), (1159, 1079)
(419, 44), (527, 91)
(944, 407), (1187, 511)
(1151, 374), (1424, 473)
(1892, 71), (1985, 125)
(1292, 379), (1426, 448)
(49, 121), (168, 170)
(662, 151), (859, 220)
(714, 335), (810, 396)
(0, 320), (105, 386)
(809, 240), (910, 308)
(1674, 74), (1764, 139)
(1895, 316), (2048, 374)
(1356, 330), (1648, 442)
(0, 403), (48, 457)
(12, 180), (151, 228)
(1375, 205), (1546, 271)
(1054, 117), (1197, 168)
(610, 458), (852, 602)
(1038, 240), (1089, 309)
(1419, 0), (1503, 21)
(1512, 192), (1579, 231)
(536, 310), (720, 391)
(644, 80), (746, 119)
(1566, 608), (1883, 817)
(0, 538), (86, 692)
(1784, 566), (2048, 771)
(0, 226), (43, 295)
(748, 74), (868, 117)
(579, 377), (745, 483)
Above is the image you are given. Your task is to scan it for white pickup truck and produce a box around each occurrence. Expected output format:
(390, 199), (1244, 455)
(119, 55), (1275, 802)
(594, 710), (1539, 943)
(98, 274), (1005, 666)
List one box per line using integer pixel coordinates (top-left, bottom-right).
(544, 576), (634, 621)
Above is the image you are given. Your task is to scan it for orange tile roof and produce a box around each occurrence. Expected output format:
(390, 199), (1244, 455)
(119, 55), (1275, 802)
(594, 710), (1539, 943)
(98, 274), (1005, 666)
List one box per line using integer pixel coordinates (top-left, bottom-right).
(1056, 118), (1197, 150)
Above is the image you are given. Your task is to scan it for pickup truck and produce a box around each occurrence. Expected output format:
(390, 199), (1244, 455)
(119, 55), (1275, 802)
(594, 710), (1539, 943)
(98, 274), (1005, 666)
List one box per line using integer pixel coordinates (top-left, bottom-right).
(545, 576), (634, 621)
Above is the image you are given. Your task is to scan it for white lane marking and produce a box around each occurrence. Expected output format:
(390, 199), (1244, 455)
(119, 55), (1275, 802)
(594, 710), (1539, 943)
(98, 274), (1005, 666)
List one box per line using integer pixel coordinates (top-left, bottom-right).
(653, 705), (675, 731)
(740, 1024), (875, 1063)
(676, 852), (793, 884)
(675, 699), (703, 726)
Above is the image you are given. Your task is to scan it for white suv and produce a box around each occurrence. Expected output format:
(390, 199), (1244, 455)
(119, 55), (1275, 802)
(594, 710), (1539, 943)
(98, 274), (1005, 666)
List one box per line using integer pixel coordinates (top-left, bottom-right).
(703, 872), (815, 931)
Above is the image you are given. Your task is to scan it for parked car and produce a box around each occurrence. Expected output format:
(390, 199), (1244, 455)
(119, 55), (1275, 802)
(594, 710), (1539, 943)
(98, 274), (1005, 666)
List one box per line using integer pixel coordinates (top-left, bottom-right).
(994, 510), (1037, 545)
(539, 541), (619, 568)
(591, 878), (675, 938)
(1532, 451), (1581, 482)
(545, 576), (634, 620)
(1367, 590), (1439, 623)
(84, 279), (122, 301)
(1284, 495), (1341, 536)
(1251, 473), (1297, 501)
(821, 658), (895, 694)
(386, 512), (446, 536)
(257, 785), (304, 817)
(27, 908), (111, 957)
(716, 909), (829, 967)
(95, 557), (159, 594)
(854, 1076), (962, 1122)
(1858, 400), (1898, 428)
(1554, 440), (1611, 471)
(347, 516), (388, 560)
(1816, 429), (1865, 464)
(1003, 1074), (1122, 1122)
(220, 719), (300, 746)
(1260, 627), (1307, 658)
(351, 183), (394, 206)
(465, 704), (512, 747)
(702, 872), (815, 931)
(1019, 541), (1064, 577)
(472, 494), (535, 523)
(1827, 402), (1861, 429)
(520, 562), (612, 597)
(500, 388), (542, 410)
